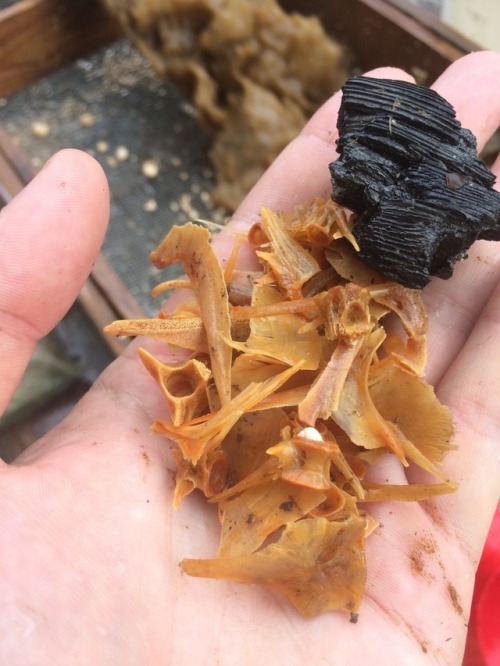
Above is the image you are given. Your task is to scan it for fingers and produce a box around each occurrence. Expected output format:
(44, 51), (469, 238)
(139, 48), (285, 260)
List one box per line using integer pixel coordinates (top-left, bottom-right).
(0, 149), (109, 417)
(430, 50), (500, 152)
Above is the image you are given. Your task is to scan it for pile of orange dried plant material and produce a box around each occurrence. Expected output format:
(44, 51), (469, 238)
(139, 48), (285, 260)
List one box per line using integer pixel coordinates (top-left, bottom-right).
(105, 197), (456, 619)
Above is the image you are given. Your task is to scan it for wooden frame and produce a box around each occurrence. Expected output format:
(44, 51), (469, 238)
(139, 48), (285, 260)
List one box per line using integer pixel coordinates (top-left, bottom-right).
(280, 0), (480, 84)
(0, 0), (122, 98)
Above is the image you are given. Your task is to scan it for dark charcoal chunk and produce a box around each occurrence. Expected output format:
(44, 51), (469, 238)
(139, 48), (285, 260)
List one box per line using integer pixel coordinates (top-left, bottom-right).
(329, 76), (500, 288)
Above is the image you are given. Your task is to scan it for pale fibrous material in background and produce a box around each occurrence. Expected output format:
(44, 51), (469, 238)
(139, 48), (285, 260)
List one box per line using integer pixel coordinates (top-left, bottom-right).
(102, 0), (349, 210)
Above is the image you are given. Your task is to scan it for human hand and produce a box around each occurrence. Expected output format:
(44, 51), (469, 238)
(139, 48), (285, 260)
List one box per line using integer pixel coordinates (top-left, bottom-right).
(1, 52), (499, 665)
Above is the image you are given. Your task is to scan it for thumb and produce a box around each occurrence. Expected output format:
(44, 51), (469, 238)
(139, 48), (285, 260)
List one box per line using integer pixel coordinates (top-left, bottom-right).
(0, 149), (109, 417)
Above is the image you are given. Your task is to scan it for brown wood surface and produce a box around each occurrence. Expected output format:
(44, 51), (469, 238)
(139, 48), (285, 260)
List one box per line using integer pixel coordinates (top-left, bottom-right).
(91, 253), (146, 322)
(0, 125), (35, 201)
(385, 0), (483, 53)
(0, 130), (25, 202)
(0, 0), (122, 98)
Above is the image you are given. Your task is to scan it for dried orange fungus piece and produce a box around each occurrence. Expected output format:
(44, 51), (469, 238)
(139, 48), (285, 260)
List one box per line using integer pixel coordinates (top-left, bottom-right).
(104, 198), (456, 619)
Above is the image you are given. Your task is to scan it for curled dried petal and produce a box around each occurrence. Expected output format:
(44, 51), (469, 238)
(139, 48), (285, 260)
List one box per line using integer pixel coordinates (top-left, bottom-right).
(298, 337), (364, 426)
(382, 333), (427, 376)
(181, 515), (366, 617)
(256, 207), (321, 299)
(154, 362), (303, 464)
(331, 330), (408, 462)
(367, 283), (428, 337)
(308, 484), (347, 518)
(268, 434), (340, 490)
(217, 481), (323, 557)
(104, 316), (208, 353)
(151, 223), (233, 406)
(227, 270), (262, 306)
(138, 349), (211, 425)
(172, 449), (229, 508)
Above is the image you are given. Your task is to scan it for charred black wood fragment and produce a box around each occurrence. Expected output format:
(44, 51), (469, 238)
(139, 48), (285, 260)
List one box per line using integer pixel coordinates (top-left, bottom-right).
(329, 76), (500, 288)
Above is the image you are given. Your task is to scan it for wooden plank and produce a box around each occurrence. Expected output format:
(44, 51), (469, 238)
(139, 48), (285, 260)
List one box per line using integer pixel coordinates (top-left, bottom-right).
(0, 0), (122, 98)
(91, 253), (145, 322)
(0, 125), (33, 199)
(0, 145), (24, 203)
(78, 278), (132, 357)
(385, 0), (483, 53)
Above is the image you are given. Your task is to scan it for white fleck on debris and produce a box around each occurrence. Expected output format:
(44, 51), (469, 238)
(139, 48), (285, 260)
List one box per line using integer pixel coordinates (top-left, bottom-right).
(179, 170), (189, 182)
(179, 193), (199, 219)
(169, 201), (180, 213)
(106, 155), (118, 168)
(170, 155), (181, 167)
(31, 121), (51, 138)
(142, 158), (159, 179)
(77, 58), (93, 72)
(297, 427), (323, 442)
(180, 100), (197, 117)
(200, 191), (212, 205)
(143, 198), (158, 212)
(212, 209), (226, 226)
(96, 140), (109, 153)
(79, 112), (96, 127)
(190, 183), (201, 194)
(115, 145), (130, 162)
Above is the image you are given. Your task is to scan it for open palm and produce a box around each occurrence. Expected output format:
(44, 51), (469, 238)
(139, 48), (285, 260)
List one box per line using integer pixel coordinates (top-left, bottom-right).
(1, 52), (499, 665)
